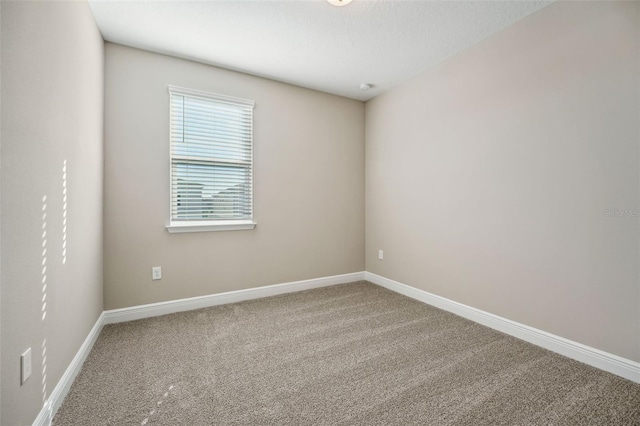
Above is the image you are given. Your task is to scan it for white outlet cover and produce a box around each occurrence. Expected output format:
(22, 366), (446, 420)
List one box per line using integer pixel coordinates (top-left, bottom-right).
(152, 266), (162, 280)
(21, 348), (32, 384)
(378, 250), (384, 260)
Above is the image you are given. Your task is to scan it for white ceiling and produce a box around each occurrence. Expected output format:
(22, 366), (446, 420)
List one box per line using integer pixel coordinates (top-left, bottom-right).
(88, 0), (552, 101)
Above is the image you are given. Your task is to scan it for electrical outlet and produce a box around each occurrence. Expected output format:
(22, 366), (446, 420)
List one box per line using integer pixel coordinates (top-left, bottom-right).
(21, 348), (32, 385)
(152, 266), (162, 281)
(378, 250), (384, 260)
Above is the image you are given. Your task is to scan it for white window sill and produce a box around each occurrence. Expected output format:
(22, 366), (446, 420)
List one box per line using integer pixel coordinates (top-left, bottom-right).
(166, 220), (256, 233)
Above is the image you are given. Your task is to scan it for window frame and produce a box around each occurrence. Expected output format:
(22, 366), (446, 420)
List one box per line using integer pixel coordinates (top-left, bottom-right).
(165, 85), (256, 233)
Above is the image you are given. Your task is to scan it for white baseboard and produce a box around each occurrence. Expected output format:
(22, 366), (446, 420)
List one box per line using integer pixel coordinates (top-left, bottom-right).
(31, 401), (52, 426)
(33, 312), (106, 426)
(34, 269), (637, 426)
(103, 271), (366, 325)
(365, 272), (640, 384)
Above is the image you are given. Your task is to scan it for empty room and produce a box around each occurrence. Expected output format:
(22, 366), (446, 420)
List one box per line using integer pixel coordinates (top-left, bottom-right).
(1, 0), (639, 424)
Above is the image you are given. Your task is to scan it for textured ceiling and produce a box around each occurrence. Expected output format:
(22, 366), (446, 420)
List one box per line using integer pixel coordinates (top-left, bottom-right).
(88, 0), (552, 101)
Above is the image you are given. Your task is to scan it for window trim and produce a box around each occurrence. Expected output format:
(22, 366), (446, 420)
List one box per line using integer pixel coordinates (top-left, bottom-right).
(166, 85), (256, 233)
(166, 220), (256, 234)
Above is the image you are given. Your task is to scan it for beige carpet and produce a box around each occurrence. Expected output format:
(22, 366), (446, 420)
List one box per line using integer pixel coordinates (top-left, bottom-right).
(54, 281), (640, 425)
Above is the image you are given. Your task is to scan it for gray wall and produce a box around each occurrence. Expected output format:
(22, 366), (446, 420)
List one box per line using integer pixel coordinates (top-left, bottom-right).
(365, 1), (640, 362)
(0, 1), (104, 425)
(104, 44), (365, 310)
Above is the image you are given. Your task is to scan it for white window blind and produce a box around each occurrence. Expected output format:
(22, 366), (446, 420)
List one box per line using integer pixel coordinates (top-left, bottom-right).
(168, 86), (255, 232)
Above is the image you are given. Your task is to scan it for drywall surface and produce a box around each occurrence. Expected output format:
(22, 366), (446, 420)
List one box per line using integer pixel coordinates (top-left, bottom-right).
(0, 1), (104, 424)
(366, 1), (640, 362)
(104, 43), (364, 309)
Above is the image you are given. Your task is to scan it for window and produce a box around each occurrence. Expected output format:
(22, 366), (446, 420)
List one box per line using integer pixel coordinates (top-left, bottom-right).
(166, 86), (255, 233)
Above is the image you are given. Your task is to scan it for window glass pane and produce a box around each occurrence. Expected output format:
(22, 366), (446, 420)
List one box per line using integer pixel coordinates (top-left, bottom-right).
(172, 163), (252, 220)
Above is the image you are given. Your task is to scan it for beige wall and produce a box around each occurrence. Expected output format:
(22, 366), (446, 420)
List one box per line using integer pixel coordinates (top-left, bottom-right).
(365, 1), (640, 362)
(103, 44), (365, 309)
(0, 1), (104, 425)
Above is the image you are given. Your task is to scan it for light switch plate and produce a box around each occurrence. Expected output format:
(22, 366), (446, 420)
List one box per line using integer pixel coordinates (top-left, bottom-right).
(21, 348), (32, 385)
